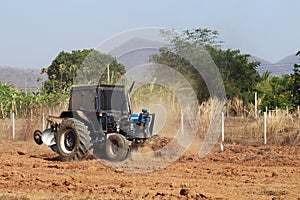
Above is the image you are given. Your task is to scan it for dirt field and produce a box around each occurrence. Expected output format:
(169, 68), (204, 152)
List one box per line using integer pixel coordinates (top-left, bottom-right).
(0, 140), (299, 200)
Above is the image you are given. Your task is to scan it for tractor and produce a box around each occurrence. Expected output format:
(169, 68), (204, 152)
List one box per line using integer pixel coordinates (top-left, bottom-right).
(33, 83), (155, 162)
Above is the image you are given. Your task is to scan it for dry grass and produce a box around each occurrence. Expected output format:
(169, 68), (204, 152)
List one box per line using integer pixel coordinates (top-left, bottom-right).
(0, 118), (41, 141)
(1, 97), (299, 147)
(198, 98), (225, 138)
(263, 113), (299, 145)
(222, 117), (258, 145)
(0, 103), (68, 141)
(227, 98), (244, 117)
(197, 98), (226, 158)
(223, 112), (300, 146)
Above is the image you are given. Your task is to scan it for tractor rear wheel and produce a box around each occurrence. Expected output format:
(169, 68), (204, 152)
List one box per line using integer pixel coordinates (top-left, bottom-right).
(105, 134), (129, 162)
(56, 118), (91, 161)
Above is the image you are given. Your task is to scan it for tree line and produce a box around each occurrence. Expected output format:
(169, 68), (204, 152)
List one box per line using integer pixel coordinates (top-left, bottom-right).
(0, 28), (299, 118)
(0, 50), (126, 118)
(152, 28), (300, 112)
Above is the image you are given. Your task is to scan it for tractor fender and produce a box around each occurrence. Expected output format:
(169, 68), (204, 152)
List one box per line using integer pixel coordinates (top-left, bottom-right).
(59, 110), (100, 137)
(59, 110), (89, 123)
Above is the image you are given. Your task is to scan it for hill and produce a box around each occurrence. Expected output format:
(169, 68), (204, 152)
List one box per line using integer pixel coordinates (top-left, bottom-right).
(109, 37), (300, 77)
(251, 54), (300, 76)
(0, 66), (47, 92)
(109, 37), (163, 70)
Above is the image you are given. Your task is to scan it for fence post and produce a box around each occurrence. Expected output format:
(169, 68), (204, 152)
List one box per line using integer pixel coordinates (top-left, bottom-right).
(221, 112), (225, 143)
(42, 113), (45, 130)
(30, 108), (33, 122)
(219, 112), (225, 152)
(227, 103), (230, 118)
(180, 110), (184, 135)
(11, 110), (15, 140)
(255, 92), (257, 119)
(264, 112), (267, 145)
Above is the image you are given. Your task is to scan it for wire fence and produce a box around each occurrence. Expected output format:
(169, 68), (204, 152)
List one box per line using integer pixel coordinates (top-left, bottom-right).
(1, 100), (299, 148)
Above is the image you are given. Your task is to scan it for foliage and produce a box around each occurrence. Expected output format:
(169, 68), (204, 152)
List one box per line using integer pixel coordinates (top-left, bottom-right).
(256, 51), (300, 110)
(1, 32), (299, 121)
(290, 62), (300, 106)
(208, 47), (261, 103)
(152, 28), (260, 103)
(152, 28), (300, 112)
(160, 28), (223, 49)
(42, 49), (126, 93)
(77, 51), (126, 85)
(0, 49), (127, 119)
(42, 49), (90, 93)
(131, 83), (180, 116)
(151, 49), (209, 102)
(257, 75), (293, 110)
(0, 82), (16, 117)
(0, 82), (68, 118)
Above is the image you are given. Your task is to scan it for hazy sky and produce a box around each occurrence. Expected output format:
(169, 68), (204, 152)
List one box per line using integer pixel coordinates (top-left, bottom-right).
(1, 0), (299, 69)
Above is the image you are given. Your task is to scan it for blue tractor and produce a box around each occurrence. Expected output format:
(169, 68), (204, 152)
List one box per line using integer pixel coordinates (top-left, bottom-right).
(34, 83), (155, 162)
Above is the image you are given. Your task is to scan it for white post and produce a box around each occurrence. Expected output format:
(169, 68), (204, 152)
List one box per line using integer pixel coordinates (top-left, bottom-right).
(180, 110), (184, 135)
(255, 92), (257, 119)
(11, 110), (15, 140)
(30, 108), (33, 122)
(219, 112), (225, 152)
(264, 112), (267, 145)
(286, 106), (289, 116)
(107, 64), (110, 84)
(298, 105), (300, 118)
(275, 106), (278, 116)
(42, 113), (45, 130)
(227, 103), (230, 118)
(221, 112), (225, 142)
(268, 110), (271, 118)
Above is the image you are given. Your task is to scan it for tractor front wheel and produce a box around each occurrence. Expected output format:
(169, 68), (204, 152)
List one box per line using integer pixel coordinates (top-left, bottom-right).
(105, 134), (129, 162)
(56, 118), (91, 161)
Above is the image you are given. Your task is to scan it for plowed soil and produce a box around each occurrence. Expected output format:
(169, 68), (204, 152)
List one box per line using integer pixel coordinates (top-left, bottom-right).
(0, 140), (299, 200)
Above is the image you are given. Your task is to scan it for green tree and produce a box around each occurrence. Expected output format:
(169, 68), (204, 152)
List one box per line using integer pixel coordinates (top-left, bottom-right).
(152, 28), (260, 103)
(289, 52), (300, 106)
(42, 49), (126, 93)
(208, 47), (261, 103)
(42, 49), (92, 93)
(258, 75), (293, 110)
(59, 64), (66, 92)
(255, 51), (300, 110)
(69, 64), (78, 84)
(255, 71), (272, 101)
(77, 50), (126, 85)
(152, 48), (210, 102)
(0, 82), (16, 117)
